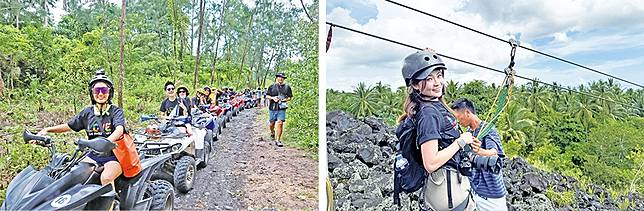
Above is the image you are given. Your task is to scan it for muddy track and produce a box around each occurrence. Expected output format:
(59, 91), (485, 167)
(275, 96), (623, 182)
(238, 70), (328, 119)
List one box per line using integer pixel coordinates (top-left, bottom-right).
(174, 107), (317, 210)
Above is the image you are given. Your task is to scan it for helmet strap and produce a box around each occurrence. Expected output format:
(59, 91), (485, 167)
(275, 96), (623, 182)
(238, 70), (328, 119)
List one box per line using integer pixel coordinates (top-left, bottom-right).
(411, 89), (439, 102)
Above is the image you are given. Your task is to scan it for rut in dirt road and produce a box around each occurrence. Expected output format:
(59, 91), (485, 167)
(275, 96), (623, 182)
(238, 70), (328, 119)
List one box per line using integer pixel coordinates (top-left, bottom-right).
(173, 107), (318, 210)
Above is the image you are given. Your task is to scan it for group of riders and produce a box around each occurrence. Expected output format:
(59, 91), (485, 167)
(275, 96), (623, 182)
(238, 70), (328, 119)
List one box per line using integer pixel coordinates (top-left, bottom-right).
(34, 70), (293, 200)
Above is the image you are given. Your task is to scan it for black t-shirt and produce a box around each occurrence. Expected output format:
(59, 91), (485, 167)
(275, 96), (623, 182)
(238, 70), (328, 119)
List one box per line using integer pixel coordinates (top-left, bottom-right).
(160, 97), (192, 117)
(68, 105), (126, 140)
(266, 83), (293, 111)
(415, 100), (461, 169)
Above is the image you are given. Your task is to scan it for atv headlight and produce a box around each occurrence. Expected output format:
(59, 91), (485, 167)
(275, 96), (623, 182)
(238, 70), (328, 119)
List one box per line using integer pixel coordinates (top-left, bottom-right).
(134, 134), (147, 142)
(171, 143), (182, 152)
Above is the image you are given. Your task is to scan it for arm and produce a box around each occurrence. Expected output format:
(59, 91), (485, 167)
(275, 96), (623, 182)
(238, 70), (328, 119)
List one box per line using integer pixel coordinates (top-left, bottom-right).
(283, 86), (293, 102)
(471, 137), (500, 156)
(420, 133), (473, 173)
(106, 126), (124, 142)
(420, 139), (462, 173)
(38, 123), (73, 135)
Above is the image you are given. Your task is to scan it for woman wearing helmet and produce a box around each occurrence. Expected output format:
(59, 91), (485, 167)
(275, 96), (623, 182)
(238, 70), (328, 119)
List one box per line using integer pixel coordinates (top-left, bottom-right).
(36, 69), (127, 188)
(398, 49), (475, 210)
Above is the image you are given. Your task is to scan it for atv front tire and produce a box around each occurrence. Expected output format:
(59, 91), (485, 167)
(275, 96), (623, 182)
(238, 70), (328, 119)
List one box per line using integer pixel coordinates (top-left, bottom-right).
(148, 180), (174, 210)
(174, 156), (196, 193)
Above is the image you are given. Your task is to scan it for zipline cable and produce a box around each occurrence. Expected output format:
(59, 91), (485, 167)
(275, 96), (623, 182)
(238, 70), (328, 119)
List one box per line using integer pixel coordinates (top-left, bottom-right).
(384, 0), (644, 89)
(325, 22), (644, 112)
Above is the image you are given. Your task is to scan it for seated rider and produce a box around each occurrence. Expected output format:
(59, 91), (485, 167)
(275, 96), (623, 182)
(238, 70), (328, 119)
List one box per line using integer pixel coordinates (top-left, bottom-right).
(159, 82), (193, 137)
(37, 69), (130, 189)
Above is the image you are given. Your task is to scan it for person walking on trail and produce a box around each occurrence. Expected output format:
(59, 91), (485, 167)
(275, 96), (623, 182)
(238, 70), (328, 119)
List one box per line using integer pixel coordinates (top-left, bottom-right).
(159, 82), (193, 137)
(256, 87), (263, 108)
(36, 69), (130, 189)
(266, 72), (293, 147)
(450, 98), (507, 211)
(395, 49), (476, 211)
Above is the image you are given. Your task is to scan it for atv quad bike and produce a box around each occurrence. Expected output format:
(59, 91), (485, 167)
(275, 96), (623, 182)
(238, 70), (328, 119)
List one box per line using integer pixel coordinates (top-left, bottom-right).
(135, 115), (201, 194)
(218, 98), (234, 122)
(190, 108), (219, 168)
(230, 95), (243, 116)
(203, 104), (226, 131)
(2, 131), (174, 210)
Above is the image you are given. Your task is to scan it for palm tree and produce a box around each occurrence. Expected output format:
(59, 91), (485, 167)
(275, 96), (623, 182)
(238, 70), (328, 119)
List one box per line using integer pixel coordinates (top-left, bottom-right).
(444, 80), (460, 103)
(497, 102), (536, 156)
(350, 82), (378, 118)
(526, 80), (552, 114)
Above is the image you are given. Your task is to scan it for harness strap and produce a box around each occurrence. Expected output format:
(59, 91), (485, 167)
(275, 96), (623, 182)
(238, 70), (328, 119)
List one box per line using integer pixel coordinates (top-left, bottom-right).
(446, 169), (453, 209)
(478, 38), (518, 139)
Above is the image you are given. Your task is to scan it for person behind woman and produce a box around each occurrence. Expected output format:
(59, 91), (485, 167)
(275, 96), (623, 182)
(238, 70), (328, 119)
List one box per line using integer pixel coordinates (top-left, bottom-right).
(159, 82), (193, 136)
(397, 49), (475, 211)
(37, 69), (127, 188)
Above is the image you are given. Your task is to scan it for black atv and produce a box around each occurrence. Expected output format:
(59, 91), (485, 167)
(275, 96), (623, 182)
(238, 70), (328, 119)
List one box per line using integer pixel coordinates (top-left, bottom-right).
(1, 131), (174, 210)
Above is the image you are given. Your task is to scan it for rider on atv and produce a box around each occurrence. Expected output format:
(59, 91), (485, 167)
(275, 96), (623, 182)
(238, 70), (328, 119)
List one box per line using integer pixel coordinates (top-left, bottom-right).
(159, 82), (194, 136)
(36, 69), (131, 188)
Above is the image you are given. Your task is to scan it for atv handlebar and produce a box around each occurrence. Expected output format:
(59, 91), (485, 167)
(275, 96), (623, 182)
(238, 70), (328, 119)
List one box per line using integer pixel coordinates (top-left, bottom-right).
(23, 130), (52, 146)
(141, 115), (188, 122)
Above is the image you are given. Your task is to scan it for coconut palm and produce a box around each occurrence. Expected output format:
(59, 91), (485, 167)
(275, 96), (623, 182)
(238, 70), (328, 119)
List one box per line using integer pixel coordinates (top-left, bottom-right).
(497, 101), (536, 155)
(526, 80), (552, 114)
(350, 82), (378, 118)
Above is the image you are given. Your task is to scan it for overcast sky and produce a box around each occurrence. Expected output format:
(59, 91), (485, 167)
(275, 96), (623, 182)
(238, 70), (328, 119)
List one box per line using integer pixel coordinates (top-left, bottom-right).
(326, 0), (644, 91)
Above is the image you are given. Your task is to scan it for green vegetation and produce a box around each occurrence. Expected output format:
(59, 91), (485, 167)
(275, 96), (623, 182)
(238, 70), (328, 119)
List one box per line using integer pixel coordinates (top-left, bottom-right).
(0, 0), (318, 203)
(545, 187), (575, 207)
(328, 79), (644, 203)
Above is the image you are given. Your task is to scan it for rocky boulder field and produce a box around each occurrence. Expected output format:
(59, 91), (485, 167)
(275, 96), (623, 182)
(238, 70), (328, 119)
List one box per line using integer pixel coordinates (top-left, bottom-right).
(327, 111), (644, 211)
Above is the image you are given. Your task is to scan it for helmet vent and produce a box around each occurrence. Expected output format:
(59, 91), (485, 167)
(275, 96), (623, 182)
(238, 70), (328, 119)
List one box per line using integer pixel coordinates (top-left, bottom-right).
(433, 55), (438, 59)
(424, 56), (430, 61)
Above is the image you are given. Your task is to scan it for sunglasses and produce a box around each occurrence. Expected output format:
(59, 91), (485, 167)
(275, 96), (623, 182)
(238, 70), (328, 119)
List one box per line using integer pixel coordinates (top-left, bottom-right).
(178, 90), (187, 93)
(93, 87), (110, 95)
(166, 87), (175, 91)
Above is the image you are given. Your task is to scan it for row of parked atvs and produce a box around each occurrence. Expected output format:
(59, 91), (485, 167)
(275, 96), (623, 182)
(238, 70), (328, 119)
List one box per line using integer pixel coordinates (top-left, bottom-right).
(1, 94), (261, 210)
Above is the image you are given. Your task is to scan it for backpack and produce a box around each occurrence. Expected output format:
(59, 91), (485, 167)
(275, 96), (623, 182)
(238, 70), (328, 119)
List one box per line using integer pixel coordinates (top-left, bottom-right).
(393, 113), (428, 205)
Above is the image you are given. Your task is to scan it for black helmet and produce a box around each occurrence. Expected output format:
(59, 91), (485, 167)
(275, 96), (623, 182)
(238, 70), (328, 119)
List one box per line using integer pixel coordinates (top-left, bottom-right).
(88, 69), (114, 104)
(402, 51), (446, 86)
(275, 72), (287, 79)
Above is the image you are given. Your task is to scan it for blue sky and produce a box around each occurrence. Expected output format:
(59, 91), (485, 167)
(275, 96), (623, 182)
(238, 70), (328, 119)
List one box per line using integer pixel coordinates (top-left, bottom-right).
(326, 0), (644, 91)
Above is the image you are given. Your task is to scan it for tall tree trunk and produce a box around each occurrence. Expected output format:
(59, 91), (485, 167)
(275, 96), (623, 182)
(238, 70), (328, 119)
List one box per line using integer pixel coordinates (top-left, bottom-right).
(254, 47), (264, 87)
(189, 0), (196, 54)
(118, 0), (126, 107)
(170, 0), (178, 79)
(238, 10), (255, 77)
(15, 0), (20, 28)
(43, 0), (48, 26)
(261, 51), (278, 88)
(0, 68), (4, 96)
(193, 0), (205, 91)
(210, 0), (227, 85)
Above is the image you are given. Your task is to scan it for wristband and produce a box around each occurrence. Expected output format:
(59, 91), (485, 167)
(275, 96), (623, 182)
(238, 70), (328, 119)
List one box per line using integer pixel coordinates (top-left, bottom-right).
(457, 138), (466, 149)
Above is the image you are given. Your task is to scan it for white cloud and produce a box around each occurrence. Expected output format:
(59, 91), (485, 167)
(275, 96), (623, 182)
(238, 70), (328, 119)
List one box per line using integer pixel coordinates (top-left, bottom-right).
(326, 0), (644, 91)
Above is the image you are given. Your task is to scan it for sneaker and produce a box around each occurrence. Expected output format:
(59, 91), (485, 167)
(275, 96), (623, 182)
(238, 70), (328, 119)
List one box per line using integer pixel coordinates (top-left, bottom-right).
(270, 133), (275, 140)
(276, 141), (284, 147)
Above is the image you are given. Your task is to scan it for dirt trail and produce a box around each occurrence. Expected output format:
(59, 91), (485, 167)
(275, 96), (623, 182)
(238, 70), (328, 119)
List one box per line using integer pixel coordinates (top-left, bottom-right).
(174, 107), (318, 210)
